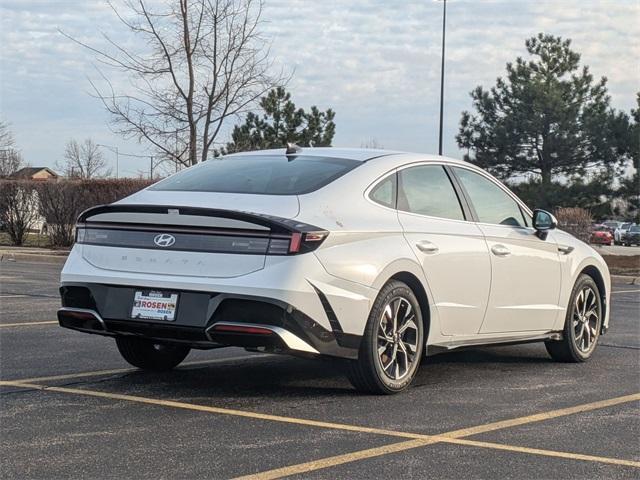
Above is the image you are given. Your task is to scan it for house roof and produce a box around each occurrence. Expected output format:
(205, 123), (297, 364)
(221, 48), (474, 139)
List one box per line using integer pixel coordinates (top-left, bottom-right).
(9, 167), (59, 179)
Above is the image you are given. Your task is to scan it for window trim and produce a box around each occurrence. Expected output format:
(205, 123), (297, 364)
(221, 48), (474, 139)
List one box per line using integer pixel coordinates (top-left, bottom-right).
(368, 171), (398, 209)
(365, 161), (534, 229)
(365, 169), (399, 212)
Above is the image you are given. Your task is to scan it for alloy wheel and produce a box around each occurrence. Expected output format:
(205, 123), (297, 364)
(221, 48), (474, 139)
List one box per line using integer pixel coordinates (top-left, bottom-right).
(377, 296), (419, 380)
(572, 286), (600, 353)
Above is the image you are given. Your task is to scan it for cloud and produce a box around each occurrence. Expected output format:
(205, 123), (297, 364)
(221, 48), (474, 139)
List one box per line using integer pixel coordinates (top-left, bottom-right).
(0, 0), (638, 171)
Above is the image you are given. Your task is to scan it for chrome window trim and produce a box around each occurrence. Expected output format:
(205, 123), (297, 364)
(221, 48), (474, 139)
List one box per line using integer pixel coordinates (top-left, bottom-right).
(364, 160), (536, 230)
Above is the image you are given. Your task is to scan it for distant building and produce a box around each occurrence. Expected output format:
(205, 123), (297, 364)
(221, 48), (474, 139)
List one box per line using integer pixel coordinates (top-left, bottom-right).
(9, 167), (59, 181)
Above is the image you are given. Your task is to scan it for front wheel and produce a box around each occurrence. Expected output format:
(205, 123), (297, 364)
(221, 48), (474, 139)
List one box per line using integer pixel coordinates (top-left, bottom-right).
(545, 274), (602, 362)
(116, 336), (190, 371)
(346, 280), (424, 394)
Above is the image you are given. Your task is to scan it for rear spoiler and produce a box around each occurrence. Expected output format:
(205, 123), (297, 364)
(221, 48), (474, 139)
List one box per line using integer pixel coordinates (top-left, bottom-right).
(77, 204), (323, 235)
(75, 204), (328, 255)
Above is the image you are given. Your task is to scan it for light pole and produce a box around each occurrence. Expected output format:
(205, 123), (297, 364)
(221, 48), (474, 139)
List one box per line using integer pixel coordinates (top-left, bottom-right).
(438, 0), (447, 156)
(96, 144), (119, 179)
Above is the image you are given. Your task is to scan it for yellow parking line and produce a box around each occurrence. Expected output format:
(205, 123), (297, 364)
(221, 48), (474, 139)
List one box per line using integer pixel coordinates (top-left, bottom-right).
(0, 321), (58, 328)
(1, 376), (638, 477)
(233, 439), (433, 480)
(611, 289), (640, 294)
(0, 380), (434, 439)
(447, 437), (640, 468)
(440, 392), (640, 438)
(236, 437), (640, 480)
(237, 393), (640, 479)
(2, 354), (273, 384)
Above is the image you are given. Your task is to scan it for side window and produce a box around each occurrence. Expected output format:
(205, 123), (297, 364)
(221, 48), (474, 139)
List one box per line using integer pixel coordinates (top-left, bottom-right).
(397, 165), (465, 220)
(453, 167), (526, 227)
(369, 173), (397, 208)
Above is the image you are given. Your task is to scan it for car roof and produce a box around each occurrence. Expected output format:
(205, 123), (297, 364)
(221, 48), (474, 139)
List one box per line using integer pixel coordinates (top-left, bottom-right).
(224, 146), (468, 165)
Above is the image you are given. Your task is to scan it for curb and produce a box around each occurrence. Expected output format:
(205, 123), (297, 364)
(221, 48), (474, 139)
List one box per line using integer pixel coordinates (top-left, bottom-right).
(611, 274), (640, 286)
(0, 252), (68, 265)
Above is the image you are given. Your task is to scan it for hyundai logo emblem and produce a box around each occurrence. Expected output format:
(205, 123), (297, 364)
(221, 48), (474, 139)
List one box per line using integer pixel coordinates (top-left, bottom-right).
(153, 233), (176, 247)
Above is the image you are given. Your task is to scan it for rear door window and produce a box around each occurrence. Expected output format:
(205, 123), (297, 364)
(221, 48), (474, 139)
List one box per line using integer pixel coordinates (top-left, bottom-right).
(397, 165), (465, 220)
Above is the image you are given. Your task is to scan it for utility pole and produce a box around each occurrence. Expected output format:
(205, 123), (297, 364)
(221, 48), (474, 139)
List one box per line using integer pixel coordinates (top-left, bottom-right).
(150, 156), (154, 180)
(97, 144), (120, 179)
(438, 0), (447, 156)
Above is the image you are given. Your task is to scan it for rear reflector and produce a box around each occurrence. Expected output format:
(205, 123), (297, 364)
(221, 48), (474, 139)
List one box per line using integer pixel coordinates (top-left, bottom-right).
(211, 324), (273, 335)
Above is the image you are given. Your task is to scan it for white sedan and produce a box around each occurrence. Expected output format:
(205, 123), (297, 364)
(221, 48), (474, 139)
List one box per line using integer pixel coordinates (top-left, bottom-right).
(58, 147), (610, 394)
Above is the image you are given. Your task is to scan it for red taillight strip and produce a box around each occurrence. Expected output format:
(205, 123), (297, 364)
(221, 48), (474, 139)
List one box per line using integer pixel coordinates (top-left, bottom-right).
(289, 232), (302, 253)
(211, 324), (274, 335)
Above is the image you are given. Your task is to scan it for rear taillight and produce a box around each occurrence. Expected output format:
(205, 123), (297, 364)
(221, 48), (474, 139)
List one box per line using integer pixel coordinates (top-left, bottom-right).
(286, 231), (328, 254)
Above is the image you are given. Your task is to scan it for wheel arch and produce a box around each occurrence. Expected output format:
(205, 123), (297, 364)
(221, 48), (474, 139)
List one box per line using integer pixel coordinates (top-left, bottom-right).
(387, 271), (431, 340)
(579, 264), (608, 333)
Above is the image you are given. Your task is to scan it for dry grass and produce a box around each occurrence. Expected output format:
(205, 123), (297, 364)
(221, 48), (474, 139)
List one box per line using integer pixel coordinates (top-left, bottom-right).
(0, 232), (51, 248)
(602, 255), (640, 276)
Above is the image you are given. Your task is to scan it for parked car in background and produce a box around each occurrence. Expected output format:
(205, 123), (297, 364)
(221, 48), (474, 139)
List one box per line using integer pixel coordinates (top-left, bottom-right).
(614, 222), (634, 245)
(622, 225), (640, 246)
(601, 220), (622, 234)
(590, 225), (613, 245)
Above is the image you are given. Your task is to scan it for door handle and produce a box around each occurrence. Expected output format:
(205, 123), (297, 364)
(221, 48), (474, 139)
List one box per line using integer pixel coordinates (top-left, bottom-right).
(416, 240), (439, 254)
(558, 245), (574, 255)
(491, 244), (511, 256)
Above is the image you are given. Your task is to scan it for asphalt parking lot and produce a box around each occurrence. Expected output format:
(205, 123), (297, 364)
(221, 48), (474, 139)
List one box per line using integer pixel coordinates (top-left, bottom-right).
(1, 260), (639, 479)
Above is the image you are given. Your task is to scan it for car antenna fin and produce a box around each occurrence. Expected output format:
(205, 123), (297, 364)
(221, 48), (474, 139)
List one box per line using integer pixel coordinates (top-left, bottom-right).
(285, 142), (303, 157)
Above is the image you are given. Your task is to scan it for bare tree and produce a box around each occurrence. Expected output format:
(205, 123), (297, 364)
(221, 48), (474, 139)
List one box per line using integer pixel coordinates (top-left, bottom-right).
(63, 0), (282, 168)
(361, 138), (384, 149)
(0, 120), (25, 177)
(0, 181), (39, 245)
(59, 138), (112, 179)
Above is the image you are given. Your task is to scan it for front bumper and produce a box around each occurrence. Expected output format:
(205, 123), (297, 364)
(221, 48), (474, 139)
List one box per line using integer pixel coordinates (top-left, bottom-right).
(58, 282), (361, 359)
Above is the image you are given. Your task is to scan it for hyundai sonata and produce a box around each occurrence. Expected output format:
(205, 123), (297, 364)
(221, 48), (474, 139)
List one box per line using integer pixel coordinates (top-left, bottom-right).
(58, 147), (610, 393)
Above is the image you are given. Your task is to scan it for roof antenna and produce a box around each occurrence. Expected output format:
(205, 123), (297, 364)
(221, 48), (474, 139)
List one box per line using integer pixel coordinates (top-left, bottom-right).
(285, 142), (302, 155)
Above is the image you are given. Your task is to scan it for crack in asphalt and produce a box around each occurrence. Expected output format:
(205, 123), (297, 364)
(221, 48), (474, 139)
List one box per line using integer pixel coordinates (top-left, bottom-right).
(600, 343), (640, 350)
(0, 292), (59, 299)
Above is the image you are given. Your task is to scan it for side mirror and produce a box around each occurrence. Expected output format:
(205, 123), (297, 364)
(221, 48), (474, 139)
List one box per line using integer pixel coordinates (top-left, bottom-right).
(532, 209), (557, 239)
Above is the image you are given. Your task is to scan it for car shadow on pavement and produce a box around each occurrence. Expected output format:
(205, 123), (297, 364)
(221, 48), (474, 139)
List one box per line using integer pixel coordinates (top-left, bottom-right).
(82, 345), (560, 400)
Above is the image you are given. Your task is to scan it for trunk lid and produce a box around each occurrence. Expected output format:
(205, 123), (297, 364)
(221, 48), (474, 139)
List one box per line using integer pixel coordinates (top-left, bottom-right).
(78, 194), (300, 278)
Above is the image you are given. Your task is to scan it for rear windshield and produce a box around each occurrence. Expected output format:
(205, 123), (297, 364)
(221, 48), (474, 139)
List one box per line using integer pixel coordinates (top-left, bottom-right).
(630, 226), (640, 232)
(150, 155), (360, 195)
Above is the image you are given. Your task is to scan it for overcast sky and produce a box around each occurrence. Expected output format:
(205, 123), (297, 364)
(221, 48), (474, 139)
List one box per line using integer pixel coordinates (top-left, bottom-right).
(1, 0), (638, 177)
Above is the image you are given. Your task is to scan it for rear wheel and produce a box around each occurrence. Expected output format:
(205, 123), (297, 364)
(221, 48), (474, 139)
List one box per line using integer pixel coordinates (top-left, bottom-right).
(545, 274), (602, 362)
(116, 336), (190, 371)
(346, 280), (424, 394)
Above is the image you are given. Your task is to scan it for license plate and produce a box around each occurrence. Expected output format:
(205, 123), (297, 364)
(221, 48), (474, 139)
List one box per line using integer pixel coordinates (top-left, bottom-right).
(131, 291), (178, 321)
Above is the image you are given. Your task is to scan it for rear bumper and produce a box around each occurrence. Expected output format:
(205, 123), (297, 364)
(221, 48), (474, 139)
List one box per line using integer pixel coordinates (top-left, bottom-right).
(58, 282), (361, 359)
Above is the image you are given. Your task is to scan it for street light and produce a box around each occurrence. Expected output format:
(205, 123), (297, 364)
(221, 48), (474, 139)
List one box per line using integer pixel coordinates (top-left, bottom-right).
(438, 0), (447, 156)
(96, 144), (119, 179)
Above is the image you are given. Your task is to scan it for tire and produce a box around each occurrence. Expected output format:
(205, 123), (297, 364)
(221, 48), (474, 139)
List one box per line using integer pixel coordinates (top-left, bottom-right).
(115, 336), (190, 371)
(545, 274), (602, 363)
(346, 280), (424, 394)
